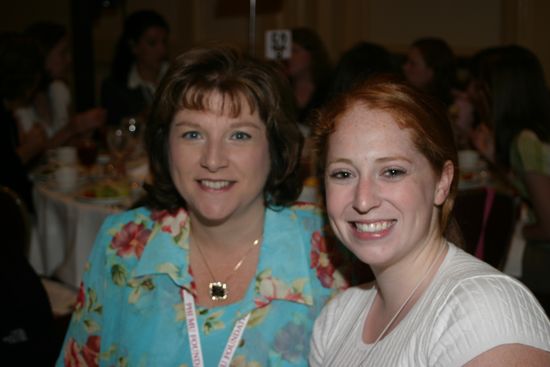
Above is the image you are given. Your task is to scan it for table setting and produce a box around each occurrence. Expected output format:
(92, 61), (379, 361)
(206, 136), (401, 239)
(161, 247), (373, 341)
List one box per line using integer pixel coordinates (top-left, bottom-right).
(29, 117), (148, 288)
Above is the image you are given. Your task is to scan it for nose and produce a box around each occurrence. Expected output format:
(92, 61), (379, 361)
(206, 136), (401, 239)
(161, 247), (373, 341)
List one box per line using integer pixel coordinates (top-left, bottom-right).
(200, 140), (228, 172)
(352, 177), (381, 214)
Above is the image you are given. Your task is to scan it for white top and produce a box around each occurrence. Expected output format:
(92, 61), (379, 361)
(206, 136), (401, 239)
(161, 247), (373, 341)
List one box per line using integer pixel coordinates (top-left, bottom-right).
(13, 80), (70, 137)
(13, 105), (40, 134)
(310, 243), (550, 366)
(127, 62), (169, 106)
(48, 80), (71, 133)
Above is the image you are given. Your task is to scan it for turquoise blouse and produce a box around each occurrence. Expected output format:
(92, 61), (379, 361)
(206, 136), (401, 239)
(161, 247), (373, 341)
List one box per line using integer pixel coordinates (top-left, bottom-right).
(57, 203), (349, 366)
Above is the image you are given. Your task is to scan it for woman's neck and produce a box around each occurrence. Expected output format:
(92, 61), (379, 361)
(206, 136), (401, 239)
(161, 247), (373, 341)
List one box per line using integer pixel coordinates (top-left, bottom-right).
(373, 237), (447, 312)
(189, 207), (266, 252)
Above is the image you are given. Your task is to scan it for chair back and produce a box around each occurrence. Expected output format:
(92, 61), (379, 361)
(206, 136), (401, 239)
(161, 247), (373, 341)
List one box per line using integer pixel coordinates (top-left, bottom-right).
(453, 188), (519, 270)
(0, 186), (32, 257)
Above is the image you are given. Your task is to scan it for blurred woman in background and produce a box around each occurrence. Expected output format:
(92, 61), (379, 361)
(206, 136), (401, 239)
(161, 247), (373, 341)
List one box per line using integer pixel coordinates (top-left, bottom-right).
(23, 22), (105, 148)
(329, 41), (395, 99)
(101, 9), (170, 126)
(403, 37), (458, 107)
(470, 45), (550, 303)
(285, 27), (332, 129)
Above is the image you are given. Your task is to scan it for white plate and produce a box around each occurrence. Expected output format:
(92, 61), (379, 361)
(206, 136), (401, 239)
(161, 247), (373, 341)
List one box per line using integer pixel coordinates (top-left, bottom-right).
(45, 176), (88, 192)
(75, 194), (128, 205)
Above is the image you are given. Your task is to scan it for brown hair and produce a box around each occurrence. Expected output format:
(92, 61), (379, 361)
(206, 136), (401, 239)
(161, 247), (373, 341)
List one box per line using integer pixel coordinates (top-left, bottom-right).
(145, 45), (303, 210)
(313, 74), (459, 237)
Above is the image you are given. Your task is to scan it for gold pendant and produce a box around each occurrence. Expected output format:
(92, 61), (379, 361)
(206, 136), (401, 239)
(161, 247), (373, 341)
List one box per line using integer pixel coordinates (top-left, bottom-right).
(209, 281), (228, 301)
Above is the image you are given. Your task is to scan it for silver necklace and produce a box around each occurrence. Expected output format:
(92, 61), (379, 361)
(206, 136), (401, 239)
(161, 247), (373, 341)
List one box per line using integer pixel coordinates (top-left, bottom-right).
(358, 243), (447, 365)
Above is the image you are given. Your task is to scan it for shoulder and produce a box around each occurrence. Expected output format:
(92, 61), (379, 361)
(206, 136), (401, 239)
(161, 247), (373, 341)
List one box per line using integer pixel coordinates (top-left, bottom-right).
(437, 246), (541, 316)
(427, 246), (550, 365)
(516, 129), (541, 145)
(513, 129), (550, 172)
(92, 207), (155, 254)
(86, 207), (160, 280)
(102, 207), (154, 230)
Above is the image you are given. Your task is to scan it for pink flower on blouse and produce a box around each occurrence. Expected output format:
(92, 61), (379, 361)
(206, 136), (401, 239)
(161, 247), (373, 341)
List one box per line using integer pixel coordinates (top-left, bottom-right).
(310, 231), (338, 288)
(74, 282), (85, 312)
(82, 336), (100, 367)
(152, 208), (188, 237)
(64, 336), (100, 367)
(111, 222), (151, 259)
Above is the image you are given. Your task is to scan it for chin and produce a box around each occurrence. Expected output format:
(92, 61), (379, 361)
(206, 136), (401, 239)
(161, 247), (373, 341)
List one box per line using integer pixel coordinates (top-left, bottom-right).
(193, 211), (233, 226)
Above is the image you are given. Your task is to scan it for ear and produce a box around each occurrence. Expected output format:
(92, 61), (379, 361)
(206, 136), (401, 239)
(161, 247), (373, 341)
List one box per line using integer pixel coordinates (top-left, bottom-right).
(434, 160), (454, 206)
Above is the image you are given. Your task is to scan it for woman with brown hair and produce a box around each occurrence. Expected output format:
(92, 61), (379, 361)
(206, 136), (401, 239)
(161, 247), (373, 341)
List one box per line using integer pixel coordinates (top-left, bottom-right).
(57, 46), (349, 366)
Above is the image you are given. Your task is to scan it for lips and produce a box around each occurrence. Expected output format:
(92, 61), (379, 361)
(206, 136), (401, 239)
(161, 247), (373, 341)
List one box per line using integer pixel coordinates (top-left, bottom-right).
(198, 179), (233, 190)
(353, 220), (396, 233)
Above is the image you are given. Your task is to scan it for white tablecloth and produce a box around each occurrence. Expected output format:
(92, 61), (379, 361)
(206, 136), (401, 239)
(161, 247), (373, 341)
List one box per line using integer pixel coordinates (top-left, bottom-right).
(29, 184), (121, 288)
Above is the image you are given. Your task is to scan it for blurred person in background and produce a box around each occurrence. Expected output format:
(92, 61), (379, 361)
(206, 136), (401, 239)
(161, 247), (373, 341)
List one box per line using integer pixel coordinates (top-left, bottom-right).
(0, 32), (47, 210)
(285, 27), (332, 130)
(469, 45), (550, 308)
(403, 37), (458, 108)
(22, 21), (105, 147)
(329, 41), (395, 99)
(284, 27), (333, 194)
(0, 33), (57, 365)
(101, 9), (170, 126)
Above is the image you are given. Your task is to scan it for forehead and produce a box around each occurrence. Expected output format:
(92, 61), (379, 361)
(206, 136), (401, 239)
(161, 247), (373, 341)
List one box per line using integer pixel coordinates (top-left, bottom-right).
(329, 104), (417, 154)
(172, 90), (264, 126)
(180, 89), (258, 119)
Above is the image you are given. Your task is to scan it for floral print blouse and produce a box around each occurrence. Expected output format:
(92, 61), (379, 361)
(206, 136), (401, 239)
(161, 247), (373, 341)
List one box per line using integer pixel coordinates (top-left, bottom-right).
(57, 203), (349, 367)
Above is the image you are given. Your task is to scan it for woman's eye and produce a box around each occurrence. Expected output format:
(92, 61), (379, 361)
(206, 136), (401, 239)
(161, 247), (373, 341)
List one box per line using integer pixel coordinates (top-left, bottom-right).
(181, 131), (201, 139)
(328, 170), (352, 180)
(383, 168), (406, 178)
(231, 131), (251, 140)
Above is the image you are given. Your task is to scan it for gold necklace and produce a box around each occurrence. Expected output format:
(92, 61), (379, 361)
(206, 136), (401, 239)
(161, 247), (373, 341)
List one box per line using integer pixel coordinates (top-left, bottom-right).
(194, 237), (261, 301)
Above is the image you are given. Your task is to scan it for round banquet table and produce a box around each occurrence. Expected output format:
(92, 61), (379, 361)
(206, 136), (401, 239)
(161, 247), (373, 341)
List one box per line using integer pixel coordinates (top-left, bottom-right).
(29, 182), (123, 288)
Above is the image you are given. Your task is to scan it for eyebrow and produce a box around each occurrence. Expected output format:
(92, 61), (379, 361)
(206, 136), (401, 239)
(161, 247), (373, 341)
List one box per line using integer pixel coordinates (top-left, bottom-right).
(327, 155), (413, 165)
(376, 156), (413, 164)
(173, 120), (262, 130)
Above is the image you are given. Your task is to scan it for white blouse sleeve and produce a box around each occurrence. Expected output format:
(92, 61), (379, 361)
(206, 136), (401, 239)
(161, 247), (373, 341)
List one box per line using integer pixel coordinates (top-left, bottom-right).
(428, 275), (550, 366)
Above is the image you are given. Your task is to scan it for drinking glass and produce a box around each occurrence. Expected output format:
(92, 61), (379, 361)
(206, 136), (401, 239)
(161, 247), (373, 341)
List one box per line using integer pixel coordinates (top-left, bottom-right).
(106, 125), (133, 176)
(77, 138), (98, 175)
(121, 116), (143, 157)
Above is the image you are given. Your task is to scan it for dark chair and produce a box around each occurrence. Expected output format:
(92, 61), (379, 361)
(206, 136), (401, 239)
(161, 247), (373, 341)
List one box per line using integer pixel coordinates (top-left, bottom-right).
(453, 188), (519, 270)
(0, 186), (75, 361)
(0, 185), (31, 257)
(0, 186), (59, 364)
